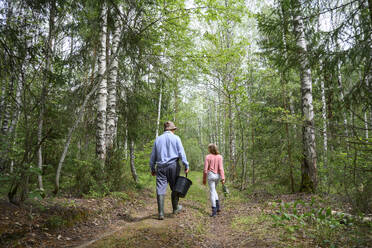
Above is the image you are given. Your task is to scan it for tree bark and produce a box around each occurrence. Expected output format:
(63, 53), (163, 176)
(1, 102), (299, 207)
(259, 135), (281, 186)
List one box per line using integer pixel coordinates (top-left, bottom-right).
(228, 94), (236, 180)
(320, 63), (328, 186)
(156, 85), (162, 138)
(129, 139), (138, 183)
(1, 83), (11, 134)
(280, 2), (294, 193)
(337, 61), (349, 147)
(292, 0), (317, 192)
(54, 80), (100, 194)
(96, 2), (108, 166)
(38, 0), (56, 191)
(106, 5), (122, 150)
(251, 126), (255, 185)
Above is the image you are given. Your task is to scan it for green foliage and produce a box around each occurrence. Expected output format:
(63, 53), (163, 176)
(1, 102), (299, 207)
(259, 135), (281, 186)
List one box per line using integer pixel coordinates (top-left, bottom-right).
(270, 199), (371, 247)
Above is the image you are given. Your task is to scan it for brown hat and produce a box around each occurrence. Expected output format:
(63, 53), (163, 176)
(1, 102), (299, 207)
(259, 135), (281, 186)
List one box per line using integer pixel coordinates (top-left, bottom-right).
(164, 121), (177, 131)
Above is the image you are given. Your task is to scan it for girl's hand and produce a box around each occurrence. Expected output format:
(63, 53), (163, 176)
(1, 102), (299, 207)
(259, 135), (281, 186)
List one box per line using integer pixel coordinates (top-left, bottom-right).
(202, 180), (206, 185)
(221, 179), (225, 184)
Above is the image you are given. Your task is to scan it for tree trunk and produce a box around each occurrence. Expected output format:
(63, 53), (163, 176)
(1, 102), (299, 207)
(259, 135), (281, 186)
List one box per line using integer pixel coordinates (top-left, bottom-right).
(228, 95), (236, 180)
(239, 111), (247, 191)
(106, 5), (122, 150)
(96, 3), (108, 166)
(280, 2), (294, 193)
(251, 126), (255, 185)
(8, 76), (23, 174)
(319, 62), (329, 186)
(173, 81), (178, 122)
(292, 0), (317, 192)
(0, 1), (13, 135)
(129, 140), (138, 183)
(156, 85), (162, 138)
(337, 61), (349, 147)
(38, 0), (56, 191)
(1, 83), (11, 134)
(198, 117), (205, 167)
(54, 80), (100, 194)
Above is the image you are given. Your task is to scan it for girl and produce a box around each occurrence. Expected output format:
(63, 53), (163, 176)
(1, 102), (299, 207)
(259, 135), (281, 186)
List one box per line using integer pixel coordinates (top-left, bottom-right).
(203, 143), (225, 217)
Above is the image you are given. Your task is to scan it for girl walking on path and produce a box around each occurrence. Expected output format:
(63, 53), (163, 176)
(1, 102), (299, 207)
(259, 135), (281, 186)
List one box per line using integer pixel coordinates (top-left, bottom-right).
(203, 144), (225, 217)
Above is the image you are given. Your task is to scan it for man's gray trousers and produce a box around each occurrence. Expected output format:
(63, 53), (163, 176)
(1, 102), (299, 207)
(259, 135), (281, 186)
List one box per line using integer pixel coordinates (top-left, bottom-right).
(156, 162), (180, 195)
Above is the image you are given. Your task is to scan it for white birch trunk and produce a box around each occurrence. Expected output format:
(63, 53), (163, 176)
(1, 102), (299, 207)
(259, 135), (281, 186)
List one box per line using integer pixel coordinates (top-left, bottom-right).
(228, 95), (236, 180)
(38, 1), (55, 191)
(54, 80), (100, 194)
(1, 86), (11, 134)
(96, 3), (108, 164)
(293, 3), (317, 192)
(37, 104), (45, 191)
(218, 89), (224, 155)
(155, 86), (162, 138)
(8, 78), (23, 174)
(215, 97), (219, 147)
(106, 5), (122, 149)
(320, 64), (328, 179)
(337, 62), (349, 141)
(129, 140), (138, 183)
(8, 75), (22, 136)
(362, 73), (369, 141)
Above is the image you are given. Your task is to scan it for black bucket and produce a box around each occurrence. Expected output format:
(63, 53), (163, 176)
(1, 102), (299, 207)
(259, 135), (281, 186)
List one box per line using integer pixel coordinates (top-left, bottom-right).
(174, 174), (192, 198)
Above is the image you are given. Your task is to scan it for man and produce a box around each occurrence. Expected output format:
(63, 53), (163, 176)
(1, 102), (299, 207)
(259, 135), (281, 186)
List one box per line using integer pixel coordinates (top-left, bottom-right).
(150, 121), (190, 220)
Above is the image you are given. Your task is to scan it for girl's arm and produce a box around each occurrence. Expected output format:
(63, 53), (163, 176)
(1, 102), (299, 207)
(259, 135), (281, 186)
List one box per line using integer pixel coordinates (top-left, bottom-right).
(219, 156), (225, 181)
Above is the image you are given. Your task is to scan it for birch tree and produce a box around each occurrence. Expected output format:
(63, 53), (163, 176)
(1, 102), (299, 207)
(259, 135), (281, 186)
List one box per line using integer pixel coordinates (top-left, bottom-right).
(37, 0), (56, 191)
(96, 2), (108, 166)
(106, 5), (123, 150)
(291, 0), (317, 192)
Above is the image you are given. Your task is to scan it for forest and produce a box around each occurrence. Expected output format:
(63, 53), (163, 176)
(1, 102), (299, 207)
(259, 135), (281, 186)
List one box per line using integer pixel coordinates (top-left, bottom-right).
(0, 0), (371, 247)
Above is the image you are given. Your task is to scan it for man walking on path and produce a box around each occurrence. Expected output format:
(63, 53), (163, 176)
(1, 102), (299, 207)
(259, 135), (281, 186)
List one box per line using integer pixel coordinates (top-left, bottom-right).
(150, 121), (190, 220)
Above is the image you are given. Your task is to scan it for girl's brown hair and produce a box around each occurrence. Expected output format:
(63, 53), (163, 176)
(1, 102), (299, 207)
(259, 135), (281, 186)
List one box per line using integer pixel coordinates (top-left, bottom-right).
(208, 143), (219, 155)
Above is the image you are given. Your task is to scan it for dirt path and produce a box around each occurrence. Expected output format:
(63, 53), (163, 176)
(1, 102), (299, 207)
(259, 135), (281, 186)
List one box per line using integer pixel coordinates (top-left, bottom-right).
(76, 176), (280, 248)
(3, 176), (367, 247)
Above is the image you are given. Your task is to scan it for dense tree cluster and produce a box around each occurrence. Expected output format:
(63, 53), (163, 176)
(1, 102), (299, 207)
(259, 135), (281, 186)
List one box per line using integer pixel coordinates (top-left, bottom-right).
(0, 0), (370, 213)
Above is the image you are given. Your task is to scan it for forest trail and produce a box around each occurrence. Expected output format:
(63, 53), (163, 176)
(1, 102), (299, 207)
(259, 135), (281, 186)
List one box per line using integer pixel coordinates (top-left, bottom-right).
(2, 172), (370, 247)
(76, 173), (283, 248)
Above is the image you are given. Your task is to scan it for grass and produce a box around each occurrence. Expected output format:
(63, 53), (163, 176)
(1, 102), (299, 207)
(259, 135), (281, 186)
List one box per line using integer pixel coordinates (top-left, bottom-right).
(182, 171), (208, 205)
(231, 214), (271, 231)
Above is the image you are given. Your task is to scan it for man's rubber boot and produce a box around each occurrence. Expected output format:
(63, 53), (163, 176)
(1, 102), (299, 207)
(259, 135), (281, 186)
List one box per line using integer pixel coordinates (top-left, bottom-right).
(157, 194), (165, 220)
(171, 191), (182, 214)
(210, 207), (217, 217)
(216, 200), (221, 214)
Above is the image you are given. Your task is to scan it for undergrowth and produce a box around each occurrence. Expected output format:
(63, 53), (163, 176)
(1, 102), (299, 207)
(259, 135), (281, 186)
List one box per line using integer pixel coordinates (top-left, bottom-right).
(270, 197), (372, 247)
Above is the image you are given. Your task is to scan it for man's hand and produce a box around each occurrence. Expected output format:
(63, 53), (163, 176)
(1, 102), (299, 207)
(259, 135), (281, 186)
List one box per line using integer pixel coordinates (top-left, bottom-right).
(185, 168), (189, 174)
(151, 171), (156, 176)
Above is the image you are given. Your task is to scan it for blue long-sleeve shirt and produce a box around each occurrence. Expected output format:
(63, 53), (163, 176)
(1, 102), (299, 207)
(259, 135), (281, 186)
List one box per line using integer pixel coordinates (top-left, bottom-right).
(149, 131), (189, 172)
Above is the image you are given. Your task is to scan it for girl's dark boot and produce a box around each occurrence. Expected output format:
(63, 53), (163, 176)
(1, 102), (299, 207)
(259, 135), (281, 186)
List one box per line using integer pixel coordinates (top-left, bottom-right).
(210, 207), (217, 217)
(216, 200), (221, 213)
